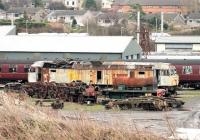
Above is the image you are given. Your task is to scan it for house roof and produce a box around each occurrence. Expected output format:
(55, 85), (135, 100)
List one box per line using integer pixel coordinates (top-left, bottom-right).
(113, 0), (183, 6)
(0, 25), (16, 36)
(143, 13), (185, 22)
(47, 10), (86, 17)
(7, 7), (43, 14)
(0, 36), (137, 53)
(188, 13), (200, 19)
(155, 36), (200, 44)
(97, 12), (127, 21)
(0, 9), (6, 13)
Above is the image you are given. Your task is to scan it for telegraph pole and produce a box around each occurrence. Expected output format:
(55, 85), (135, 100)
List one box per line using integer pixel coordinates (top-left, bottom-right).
(161, 12), (164, 33)
(137, 11), (140, 44)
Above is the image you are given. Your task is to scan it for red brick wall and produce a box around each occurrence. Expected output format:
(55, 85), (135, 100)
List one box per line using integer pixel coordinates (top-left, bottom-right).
(112, 5), (187, 14)
(142, 6), (182, 14)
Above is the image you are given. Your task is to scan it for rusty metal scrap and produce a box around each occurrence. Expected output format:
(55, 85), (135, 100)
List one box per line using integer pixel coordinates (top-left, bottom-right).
(105, 96), (184, 111)
(20, 81), (97, 104)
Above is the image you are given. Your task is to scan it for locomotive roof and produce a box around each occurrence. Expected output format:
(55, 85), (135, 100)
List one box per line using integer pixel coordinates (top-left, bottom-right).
(33, 60), (172, 70)
(0, 59), (33, 64)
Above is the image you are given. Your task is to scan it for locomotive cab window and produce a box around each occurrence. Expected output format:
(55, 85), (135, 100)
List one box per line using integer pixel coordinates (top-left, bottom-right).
(162, 70), (169, 76)
(50, 69), (56, 72)
(9, 64), (17, 73)
(29, 67), (35, 72)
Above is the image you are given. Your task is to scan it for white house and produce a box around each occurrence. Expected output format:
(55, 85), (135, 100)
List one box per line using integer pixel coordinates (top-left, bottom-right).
(0, 9), (6, 20)
(6, 7), (47, 21)
(64, 0), (80, 10)
(47, 10), (96, 26)
(97, 12), (128, 27)
(102, 0), (114, 9)
(187, 13), (200, 28)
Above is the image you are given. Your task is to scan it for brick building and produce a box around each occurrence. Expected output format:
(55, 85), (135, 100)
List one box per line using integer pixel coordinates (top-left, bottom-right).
(112, 0), (186, 14)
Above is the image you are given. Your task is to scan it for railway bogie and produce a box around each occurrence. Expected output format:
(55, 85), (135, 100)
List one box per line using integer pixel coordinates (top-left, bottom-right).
(105, 96), (184, 111)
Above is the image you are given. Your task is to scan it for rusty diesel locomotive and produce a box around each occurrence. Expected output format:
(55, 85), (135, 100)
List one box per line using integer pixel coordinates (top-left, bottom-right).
(12, 60), (184, 110)
(26, 60), (179, 98)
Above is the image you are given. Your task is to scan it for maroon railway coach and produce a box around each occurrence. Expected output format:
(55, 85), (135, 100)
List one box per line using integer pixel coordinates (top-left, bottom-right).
(0, 60), (33, 83)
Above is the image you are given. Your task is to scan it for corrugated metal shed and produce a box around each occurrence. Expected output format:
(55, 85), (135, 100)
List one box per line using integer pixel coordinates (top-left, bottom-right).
(155, 36), (200, 44)
(0, 36), (135, 53)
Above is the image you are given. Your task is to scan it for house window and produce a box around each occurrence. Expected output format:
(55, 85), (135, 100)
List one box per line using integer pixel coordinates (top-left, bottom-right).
(14, 13), (19, 17)
(130, 55), (133, 59)
(72, 1), (74, 5)
(104, 19), (111, 23)
(137, 54), (140, 59)
(125, 56), (129, 60)
(67, 1), (69, 5)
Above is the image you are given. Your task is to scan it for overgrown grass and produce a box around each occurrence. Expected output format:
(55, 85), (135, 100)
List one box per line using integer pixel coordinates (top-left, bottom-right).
(177, 90), (200, 102)
(30, 98), (105, 112)
(0, 93), (165, 140)
(63, 102), (105, 112)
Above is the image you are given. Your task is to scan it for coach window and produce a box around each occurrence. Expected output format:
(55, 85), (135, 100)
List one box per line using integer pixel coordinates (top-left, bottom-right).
(24, 65), (30, 73)
(182, 66), (192, 74)
(0, 64), (2, 72)
(9, 64), (17, 73)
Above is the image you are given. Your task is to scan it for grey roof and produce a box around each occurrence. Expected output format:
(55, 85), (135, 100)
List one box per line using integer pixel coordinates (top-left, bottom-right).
(113, 0), (183, 6)
(0, 36), (136, 53)
(7, 7), (43, 14)
(188, 13), (200, 19)
(155, 36), (200, 44)
(0, 26), (16, 36)
(48, 10), (86, 17)
(143, 13), (185, 22)
(97, 12), (128, 20)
